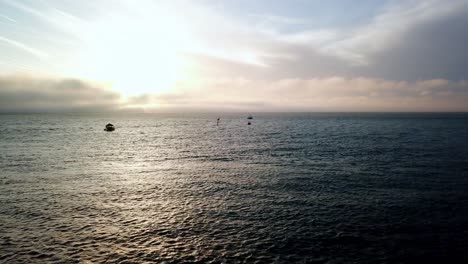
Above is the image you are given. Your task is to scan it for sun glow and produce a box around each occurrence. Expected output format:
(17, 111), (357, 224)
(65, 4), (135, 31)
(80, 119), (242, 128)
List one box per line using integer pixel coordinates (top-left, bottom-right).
(70, 5), (194, 97)
(52, 0), (268, 102)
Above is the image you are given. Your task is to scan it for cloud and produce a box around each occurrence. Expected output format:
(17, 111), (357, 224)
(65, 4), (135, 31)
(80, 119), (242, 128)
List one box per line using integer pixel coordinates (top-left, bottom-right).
(0, 75), (121, 112)
(296, 0), (468, 65)
(1, 75), (466, 112)
(0, 36), (48, 59)
(363, 4), (468, 80)
(131, 77), (468, 112)
(170, 0), (468, 83)
(1, 0), (467, 113)
(4, 0), (467, 83)
(0, 14), (16, 23)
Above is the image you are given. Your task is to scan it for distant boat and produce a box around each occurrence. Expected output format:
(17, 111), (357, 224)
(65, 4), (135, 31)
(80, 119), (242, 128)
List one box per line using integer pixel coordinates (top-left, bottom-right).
(247, 115), (253, 120)
(104, 123), (115, 132)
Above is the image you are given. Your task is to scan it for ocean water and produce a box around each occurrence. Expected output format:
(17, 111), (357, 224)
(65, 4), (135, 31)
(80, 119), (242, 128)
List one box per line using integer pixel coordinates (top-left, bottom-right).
(1, 113), (468, 263)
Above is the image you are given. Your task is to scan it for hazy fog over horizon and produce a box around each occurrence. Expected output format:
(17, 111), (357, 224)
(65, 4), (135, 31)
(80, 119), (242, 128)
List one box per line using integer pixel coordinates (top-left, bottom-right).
(1, 0), (468, 112)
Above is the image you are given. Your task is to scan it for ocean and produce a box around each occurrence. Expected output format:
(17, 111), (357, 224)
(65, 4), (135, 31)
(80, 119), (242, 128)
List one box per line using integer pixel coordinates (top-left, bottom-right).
(1, 113), (467, 263)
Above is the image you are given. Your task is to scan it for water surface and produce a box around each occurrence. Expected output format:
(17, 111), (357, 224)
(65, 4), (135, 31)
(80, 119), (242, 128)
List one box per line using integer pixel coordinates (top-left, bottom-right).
(1, 113), (468, 263)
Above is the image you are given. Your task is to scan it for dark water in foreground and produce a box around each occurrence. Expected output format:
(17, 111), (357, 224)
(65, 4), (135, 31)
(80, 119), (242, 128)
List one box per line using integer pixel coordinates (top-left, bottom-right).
(1, 113), (468, 263)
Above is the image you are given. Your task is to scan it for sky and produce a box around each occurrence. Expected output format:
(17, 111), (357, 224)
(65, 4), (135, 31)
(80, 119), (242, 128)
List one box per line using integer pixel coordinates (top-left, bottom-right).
(0, 0), (468, 112)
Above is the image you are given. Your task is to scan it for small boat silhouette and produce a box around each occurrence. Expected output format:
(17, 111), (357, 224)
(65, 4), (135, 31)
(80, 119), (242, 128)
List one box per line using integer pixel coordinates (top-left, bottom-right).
(104, 123), (115, 131)
(247, 115), (253, 120)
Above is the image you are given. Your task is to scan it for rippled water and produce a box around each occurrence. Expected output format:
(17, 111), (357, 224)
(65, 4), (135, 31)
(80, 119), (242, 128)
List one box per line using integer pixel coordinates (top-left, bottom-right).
(1, 113), (468, 263)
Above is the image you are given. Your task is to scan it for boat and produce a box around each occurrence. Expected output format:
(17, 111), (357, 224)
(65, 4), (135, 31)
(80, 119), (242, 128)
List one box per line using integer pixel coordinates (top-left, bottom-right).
(104, 123), (115, 131)
(247, 115), (253, 120)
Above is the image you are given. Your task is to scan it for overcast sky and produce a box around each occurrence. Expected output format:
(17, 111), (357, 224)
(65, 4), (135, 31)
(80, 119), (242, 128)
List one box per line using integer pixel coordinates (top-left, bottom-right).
(1, 0), (467, 112)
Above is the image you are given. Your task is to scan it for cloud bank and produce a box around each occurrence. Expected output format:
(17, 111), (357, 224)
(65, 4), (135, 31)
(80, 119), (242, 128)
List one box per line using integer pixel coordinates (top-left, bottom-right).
(1, 75), (467, 112)
(130, 77), (468, 112)
(0, 75), (120, 112)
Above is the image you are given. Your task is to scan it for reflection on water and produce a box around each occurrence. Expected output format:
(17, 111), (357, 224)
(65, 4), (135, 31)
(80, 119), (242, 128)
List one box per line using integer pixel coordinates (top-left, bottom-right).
(1, 113), (468, 263)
